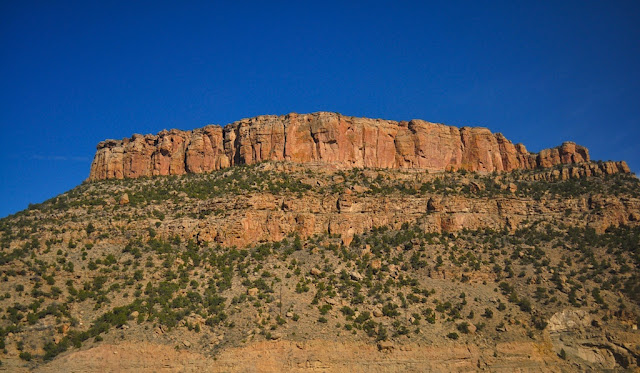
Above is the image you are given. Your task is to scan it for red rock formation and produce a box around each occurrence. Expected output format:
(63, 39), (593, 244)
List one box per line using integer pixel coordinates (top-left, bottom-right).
(89, 112), (596, 180)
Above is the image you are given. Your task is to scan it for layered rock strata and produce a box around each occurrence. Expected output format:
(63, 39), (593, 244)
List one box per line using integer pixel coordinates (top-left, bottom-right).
(84, 163), (638, 249)
(89, 112), (595, 180)
(35, 340), (562, 373)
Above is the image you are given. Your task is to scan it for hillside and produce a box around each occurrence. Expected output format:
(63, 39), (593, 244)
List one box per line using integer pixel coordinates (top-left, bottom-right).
(0, 115), (639, 371)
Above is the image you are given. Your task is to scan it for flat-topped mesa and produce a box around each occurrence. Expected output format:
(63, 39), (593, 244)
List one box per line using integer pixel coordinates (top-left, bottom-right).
(88, 112), (627, 181)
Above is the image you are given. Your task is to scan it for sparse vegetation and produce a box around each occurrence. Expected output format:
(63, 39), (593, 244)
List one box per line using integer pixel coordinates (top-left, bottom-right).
(0, 161), (638, 369)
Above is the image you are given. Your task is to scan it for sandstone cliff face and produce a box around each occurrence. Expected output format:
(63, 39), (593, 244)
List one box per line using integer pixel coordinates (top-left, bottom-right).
(89, 112), (592, 180)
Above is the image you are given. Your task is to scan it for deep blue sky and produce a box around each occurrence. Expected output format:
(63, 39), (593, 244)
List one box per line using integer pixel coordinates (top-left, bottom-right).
(1, 1), (639, 218)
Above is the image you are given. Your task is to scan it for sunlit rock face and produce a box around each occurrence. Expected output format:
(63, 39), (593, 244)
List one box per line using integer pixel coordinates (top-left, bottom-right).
(89, 112), (600, 180)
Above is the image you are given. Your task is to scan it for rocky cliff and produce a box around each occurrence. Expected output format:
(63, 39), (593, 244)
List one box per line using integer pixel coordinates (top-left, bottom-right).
(89, 112), (595, 180)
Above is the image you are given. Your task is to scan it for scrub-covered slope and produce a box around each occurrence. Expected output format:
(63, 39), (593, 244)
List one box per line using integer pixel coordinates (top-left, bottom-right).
(1, 160), (639, 371)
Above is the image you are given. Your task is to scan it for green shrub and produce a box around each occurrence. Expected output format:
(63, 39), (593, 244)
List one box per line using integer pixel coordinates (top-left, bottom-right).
(457, 322), (470, 334)
(559, 348), (567, 360)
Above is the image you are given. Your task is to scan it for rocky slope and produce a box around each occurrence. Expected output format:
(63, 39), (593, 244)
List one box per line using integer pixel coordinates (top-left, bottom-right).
(88, 112), (602, 180)
(34, 339), (559, 372)
(110, 161), (636, 249)
(1, 160), (639, 372)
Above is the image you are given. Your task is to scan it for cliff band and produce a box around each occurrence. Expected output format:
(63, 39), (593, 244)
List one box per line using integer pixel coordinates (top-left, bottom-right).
(88, 112), (623, 180)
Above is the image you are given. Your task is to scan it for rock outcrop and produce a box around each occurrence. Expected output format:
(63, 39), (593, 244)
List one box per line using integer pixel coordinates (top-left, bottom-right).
(89, 112), (595, 180)
(86, 163), (638, 249)
(546, 310), (640, 370)
(36, 340), (562, 373)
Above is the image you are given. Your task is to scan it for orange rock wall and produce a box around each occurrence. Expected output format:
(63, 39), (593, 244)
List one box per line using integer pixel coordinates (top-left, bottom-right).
(89, 112), (592, 180)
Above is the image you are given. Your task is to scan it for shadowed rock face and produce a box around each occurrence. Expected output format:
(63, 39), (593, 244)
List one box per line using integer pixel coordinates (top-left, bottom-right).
(89, 112), (594, 180)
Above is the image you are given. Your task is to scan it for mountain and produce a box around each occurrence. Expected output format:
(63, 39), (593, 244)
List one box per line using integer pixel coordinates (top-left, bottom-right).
(0, 113), (639, 372)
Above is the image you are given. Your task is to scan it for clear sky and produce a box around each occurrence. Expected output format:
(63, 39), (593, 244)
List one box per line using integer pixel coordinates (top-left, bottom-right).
(1, 0), (639, 218)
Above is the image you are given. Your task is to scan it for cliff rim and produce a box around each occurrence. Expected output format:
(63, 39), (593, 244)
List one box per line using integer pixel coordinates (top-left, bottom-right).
(88, 112), (625, 181)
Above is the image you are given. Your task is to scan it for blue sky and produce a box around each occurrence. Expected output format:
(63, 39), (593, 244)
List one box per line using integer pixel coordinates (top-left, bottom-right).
(1, 1), (639, 218)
